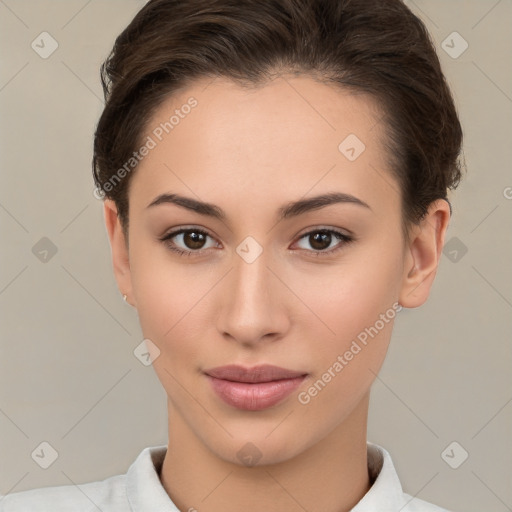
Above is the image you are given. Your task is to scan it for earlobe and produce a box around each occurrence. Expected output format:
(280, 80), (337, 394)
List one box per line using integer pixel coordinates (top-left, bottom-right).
(399, 199), (451, 308)
(103, 200), (136, 307)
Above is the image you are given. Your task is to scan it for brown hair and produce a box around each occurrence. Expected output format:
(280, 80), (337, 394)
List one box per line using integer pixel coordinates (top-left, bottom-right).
(92, 0), (464, 242)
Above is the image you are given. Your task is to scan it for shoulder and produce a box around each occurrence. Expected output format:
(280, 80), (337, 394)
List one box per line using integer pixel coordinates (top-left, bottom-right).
(0, 445), (167, 512)
(401, 493), (454, 512)
(0, 473), (128, 512)
(361, 442), (454, 512)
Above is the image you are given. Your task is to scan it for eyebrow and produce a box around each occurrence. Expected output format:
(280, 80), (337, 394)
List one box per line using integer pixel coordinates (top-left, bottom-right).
(146, 191), (372, 221)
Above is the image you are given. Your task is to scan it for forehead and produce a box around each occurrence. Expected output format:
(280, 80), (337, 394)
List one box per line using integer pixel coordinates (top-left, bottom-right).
(130, 75), (399, 220)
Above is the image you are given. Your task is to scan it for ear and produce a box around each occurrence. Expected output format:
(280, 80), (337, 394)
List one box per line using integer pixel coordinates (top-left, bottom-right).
(399, 199), (451, 308)
(103, 199), (136, 308)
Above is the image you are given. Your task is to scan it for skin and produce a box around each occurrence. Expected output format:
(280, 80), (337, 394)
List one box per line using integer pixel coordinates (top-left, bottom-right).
(103, 75), (450, 512)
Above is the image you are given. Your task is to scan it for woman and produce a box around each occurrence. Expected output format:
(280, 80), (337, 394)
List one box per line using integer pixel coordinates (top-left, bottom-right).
(1, 0), (463, 510)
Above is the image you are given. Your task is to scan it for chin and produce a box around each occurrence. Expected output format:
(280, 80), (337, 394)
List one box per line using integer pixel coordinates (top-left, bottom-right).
(200, 422), (319, 468)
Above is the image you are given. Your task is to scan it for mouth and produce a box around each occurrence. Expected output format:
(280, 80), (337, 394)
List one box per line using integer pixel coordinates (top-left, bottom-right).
(203, 364), (308, 411)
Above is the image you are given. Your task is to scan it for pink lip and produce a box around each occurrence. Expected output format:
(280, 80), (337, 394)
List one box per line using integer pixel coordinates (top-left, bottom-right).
(204, 364), (308, 411)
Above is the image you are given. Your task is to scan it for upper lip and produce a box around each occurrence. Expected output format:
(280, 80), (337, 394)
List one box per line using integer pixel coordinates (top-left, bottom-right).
(204, 364), (307, 383)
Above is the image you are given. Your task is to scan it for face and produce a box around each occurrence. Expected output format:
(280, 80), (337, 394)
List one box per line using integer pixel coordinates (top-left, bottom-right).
(105, 75), (436, 466)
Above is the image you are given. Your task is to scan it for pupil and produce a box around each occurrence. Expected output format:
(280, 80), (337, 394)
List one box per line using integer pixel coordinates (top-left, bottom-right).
(311, 232), (331, 250)
(185, 231), (205, 249)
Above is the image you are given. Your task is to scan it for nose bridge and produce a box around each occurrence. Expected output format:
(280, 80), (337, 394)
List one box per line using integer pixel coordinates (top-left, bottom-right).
(217, 242), (287, 343)
(230, 245), (273, 318)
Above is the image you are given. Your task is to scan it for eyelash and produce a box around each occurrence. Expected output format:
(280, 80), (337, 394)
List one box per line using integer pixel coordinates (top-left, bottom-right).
(159, 227), (355, 258)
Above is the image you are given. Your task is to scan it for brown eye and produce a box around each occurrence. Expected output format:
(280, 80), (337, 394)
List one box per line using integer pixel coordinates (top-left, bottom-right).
(159, 228), (218, 256)
(308, 231), (333, 251)
(295, 228), (354, 256)
(182, 231), (207, 249)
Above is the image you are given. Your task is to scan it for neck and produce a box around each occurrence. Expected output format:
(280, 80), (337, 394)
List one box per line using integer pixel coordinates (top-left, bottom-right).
(160, 392), (371, 512)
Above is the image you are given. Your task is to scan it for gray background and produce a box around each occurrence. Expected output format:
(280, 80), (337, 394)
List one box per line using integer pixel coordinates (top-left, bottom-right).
(0, 1), (511, 511)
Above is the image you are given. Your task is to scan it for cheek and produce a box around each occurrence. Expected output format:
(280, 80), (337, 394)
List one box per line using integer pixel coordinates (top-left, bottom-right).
(290, 248), (402, 403)
(290, 248), (402, 346)
(130, 255), (215, 403)
(129, 235), (208, 331)
(128, 242), (224, 387)
(294, 268), (399, 420)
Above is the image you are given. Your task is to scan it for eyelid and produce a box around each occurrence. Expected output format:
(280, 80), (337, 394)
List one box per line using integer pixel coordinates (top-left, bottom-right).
(160, 225), (216, 240)
(295, 224), (353, 239)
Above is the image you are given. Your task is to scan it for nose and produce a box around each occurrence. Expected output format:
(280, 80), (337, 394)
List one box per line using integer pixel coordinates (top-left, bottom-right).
(216, 246), (290, 347)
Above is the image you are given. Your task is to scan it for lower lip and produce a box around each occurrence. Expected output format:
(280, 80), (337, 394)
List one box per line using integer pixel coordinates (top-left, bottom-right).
(206, 375), (307, 411)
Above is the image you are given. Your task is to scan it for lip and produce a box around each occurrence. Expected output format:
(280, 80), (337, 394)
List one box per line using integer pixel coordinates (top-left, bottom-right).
(204, 364), (307, 383)
(204, 364), (308, 411)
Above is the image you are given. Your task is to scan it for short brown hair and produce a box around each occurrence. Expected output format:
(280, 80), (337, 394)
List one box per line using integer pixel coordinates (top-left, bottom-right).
(92, 0), (464, 241)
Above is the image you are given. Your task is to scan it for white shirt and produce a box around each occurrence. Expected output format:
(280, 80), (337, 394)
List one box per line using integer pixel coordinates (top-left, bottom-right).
(0, 442), (452, 511)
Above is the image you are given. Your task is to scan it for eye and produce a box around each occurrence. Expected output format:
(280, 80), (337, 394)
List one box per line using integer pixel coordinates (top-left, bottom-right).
(159, 227), (219, 257)
(159, 226), (354, 258)
(294, 228), (354, 256)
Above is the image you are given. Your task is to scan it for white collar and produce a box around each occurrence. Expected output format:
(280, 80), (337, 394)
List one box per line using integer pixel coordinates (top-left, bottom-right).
(126, 442), (424, 511)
